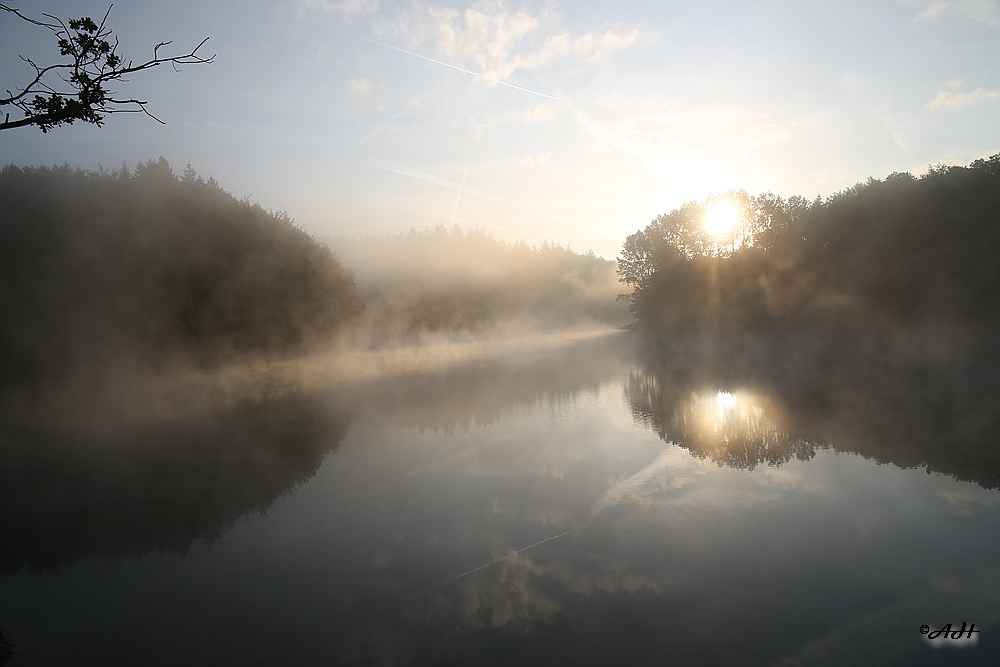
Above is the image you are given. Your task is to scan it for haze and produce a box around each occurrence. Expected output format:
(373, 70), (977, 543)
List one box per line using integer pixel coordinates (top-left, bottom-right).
(3, 2), (1000, 664)
(1, 0), (998, 257)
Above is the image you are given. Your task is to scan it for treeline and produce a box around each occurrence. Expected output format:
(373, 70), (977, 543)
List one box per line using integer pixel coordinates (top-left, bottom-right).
(620, 155), (1000, 366)
(330, 226), (629, 345)
(618, 154), (1000, 484)
(0, 159), (364, 402)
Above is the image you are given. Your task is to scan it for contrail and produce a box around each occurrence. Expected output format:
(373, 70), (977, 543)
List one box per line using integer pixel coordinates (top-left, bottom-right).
(451, 165), (469, 221)
(302, 145), (577, 227)
(354, 107), (408, 148)
(513, 526), (580, 555)
(390, 526), (582, 606)
(338, 30), (562, 101)
(465, 432), (484, 474)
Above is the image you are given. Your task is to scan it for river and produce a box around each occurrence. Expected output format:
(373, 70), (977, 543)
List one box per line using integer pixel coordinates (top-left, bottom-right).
(1, 330), (997, 665)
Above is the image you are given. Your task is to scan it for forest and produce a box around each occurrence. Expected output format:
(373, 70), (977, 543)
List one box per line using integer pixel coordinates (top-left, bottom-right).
(0, 160), (627, 420)
(6, 152), (999, 415)
(330, 226), (628, 346)
(0, 159), (364, 413)
(619, 154), (1000, 371)
(618, 154), (1000, 489)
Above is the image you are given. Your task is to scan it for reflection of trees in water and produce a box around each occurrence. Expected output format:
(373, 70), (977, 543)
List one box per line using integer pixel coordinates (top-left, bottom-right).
(359, 333), (631, 432)
(626, 371), (816, 470)
(0, 333), (633, 576)
(626, 344), (1000, 489)
(0, 625), (12, 664)
(0, 394), (351, 575)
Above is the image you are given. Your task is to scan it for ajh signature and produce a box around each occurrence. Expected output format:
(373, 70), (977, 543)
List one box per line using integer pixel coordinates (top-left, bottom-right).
(920, 623), (979, 647)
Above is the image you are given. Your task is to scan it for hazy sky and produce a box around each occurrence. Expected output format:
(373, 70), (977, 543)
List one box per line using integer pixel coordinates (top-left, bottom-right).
(1, 0), (998, 257)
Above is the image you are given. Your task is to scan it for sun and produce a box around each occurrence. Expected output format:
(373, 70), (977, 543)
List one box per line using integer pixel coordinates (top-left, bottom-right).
(703, 201), (741, 237)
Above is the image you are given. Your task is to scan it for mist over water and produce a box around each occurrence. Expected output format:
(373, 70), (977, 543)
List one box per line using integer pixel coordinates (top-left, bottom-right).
(1, 330), (998, 666)
(3, 0), (999, 655)
(327, 226), (630, 348)
(2, 158), (999, 666)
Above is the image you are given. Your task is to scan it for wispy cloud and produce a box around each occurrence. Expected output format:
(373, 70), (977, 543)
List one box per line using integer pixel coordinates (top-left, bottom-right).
(927, 87), (1000, 110)
(952, 0), (1000, 25)
(299, 0), (380, 17)
(310, 148), (576, 227)
(514, 102), (561, 123)
(378, 0), (639, 84)
(937, 487), (1000, 507)
(908, 0), (1000, 26)
(339, 29), (562, 100)
(348, 77), (371, 95)
(914, 2), (950, 20)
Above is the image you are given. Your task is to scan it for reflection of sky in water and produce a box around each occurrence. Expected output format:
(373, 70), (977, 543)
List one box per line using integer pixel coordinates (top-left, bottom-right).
(2, 343), (999, 665)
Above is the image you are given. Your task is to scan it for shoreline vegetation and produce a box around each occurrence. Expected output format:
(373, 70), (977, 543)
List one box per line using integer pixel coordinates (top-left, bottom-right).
(0, 159), (627, 423)
(619, 153), (999, 351)
(1, 153), (999, 574)
(1, 154), (997, 439)
(618, 153), (1000, 490)
(0, 159), (364, 414)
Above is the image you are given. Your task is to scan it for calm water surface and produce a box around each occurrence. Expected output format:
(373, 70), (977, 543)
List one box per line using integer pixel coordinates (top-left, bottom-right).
(1, 331), (998, 665)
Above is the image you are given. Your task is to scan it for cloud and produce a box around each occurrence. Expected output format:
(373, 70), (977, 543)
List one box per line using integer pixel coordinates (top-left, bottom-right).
(937, 487), (1000, 507)
(379, 0), (638, 84)
(914, 2), (949, 20)
(470, 115), (499, 139)
(299, 0), (380, 16)
(952, 0), (1000, 25)
(756, 467), (806, 490)
(348, 77), (372, 95)
(451, 552), (659, 631)
(311, 39), (332, 62)
(909, 0), (1000, 26)
(926, 87), (1000, 110)
(590, 447), (711, 516)
(514, 102), (561, 123)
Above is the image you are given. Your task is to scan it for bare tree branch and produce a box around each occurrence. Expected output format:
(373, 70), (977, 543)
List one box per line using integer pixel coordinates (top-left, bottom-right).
(0, 3), (214, 132)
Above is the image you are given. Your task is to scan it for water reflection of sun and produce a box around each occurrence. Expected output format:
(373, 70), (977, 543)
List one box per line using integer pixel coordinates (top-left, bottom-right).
(716, 390), (736, 415)
(690, 390), (777, 446)
(625, 373), (818, 470)
(678, 389), (812, 469)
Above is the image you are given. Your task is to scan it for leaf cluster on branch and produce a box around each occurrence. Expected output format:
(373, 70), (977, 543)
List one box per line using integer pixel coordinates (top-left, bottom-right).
(1, 3), (213, 132)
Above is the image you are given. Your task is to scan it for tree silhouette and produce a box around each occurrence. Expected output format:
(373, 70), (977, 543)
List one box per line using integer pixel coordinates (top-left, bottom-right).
(0, 4), (213, 132)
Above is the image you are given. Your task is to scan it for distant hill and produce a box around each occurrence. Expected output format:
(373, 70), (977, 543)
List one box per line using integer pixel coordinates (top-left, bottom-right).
(0, 159), (364, 406)
(329, 226), (631, 346)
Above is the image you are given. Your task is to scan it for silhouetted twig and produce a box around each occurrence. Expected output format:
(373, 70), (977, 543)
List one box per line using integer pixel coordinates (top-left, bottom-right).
(0, 3), (213, 132)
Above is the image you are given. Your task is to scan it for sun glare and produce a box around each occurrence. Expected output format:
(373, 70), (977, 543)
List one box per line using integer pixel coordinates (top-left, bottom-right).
(704, 201), (741, 237)
(716, 390), (737, 415)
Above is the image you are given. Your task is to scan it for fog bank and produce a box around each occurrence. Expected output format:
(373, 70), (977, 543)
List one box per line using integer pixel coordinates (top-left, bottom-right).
(329, 226), (631, 348)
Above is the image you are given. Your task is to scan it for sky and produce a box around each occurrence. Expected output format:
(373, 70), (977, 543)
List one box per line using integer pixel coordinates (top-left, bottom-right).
(1, 0), (998, 258)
